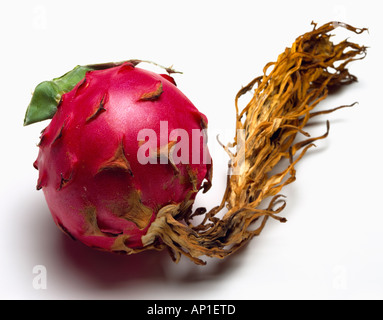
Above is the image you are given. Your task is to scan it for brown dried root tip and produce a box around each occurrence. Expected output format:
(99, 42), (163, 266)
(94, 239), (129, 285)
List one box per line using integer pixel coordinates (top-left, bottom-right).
(142, 21), (367, 265)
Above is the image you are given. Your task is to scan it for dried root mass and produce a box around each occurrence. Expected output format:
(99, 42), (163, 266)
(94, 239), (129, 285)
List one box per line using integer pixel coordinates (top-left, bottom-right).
(142, 21), (368, 265)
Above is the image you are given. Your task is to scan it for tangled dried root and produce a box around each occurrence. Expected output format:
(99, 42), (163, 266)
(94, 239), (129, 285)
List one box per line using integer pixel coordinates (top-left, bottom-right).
(142, 21), (368, 265)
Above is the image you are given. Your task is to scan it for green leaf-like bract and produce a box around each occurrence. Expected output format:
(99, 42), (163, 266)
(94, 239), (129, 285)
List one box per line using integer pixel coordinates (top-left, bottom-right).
(24, 65), (93, 126)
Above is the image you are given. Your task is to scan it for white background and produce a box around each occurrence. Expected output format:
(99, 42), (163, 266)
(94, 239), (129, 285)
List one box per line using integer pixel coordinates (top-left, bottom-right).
(1, 0), (382, 300)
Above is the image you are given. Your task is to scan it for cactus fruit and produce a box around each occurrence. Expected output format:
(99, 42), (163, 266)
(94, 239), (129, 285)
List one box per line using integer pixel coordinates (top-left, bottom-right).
(28, 61), (212, 254)
(26, 22), (367, 265)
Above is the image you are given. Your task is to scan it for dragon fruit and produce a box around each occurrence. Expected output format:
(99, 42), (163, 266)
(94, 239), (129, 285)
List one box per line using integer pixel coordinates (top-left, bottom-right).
(26, 22), (367, 266)
(27, 61), (212, 253)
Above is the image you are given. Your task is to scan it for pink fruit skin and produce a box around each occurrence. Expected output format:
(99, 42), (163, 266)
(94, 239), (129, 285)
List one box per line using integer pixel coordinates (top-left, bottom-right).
(34, 62), (211, 252)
